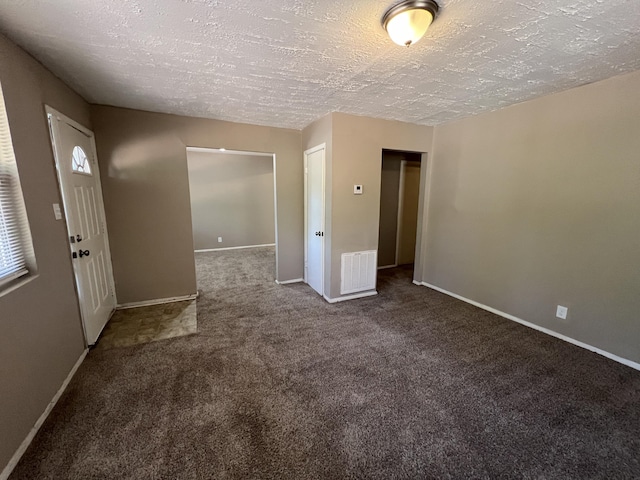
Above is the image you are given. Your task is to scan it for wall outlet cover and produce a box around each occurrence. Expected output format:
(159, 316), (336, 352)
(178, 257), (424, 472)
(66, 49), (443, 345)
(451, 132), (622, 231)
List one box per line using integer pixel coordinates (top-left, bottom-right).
(354, 185), (363, 195)
(217, 237), (222, 243)
(556, 305), (568, 319)
(52, 203), (62, 220)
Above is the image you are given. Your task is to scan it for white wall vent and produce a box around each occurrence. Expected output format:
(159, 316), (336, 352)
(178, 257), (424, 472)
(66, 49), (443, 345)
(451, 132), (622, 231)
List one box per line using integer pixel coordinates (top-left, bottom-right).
(341, 250), (377, 295)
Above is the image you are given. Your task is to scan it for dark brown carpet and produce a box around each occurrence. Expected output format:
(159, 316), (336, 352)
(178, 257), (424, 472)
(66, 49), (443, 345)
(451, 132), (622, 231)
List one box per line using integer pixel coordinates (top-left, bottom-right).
(10, 247), (640, 479)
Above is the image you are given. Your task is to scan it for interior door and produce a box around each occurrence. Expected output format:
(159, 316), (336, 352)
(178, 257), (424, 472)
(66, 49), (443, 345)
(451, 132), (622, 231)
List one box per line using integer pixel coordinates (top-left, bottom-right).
(47, 108), (116, 345)
(304, 145), (325, 295)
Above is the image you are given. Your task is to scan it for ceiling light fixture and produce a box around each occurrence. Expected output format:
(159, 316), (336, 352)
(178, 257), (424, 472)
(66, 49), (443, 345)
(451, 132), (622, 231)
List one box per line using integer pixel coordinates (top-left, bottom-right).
(382, 0), (439, 47)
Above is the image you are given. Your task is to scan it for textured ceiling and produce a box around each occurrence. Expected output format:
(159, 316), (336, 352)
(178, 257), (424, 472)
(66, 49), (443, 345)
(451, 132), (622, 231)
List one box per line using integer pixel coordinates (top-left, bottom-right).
(0, 0), (639, 130)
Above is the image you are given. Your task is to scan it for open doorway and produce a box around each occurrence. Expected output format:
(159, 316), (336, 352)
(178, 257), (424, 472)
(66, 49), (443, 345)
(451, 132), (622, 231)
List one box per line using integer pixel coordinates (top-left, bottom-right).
(378, 149), (422, 277)
(186, 147), (277, 294)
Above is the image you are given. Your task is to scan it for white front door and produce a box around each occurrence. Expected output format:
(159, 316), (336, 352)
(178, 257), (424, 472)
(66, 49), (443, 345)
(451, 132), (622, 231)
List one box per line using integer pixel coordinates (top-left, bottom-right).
(304, 145), (325, 295)
(47, 107), (116, 345)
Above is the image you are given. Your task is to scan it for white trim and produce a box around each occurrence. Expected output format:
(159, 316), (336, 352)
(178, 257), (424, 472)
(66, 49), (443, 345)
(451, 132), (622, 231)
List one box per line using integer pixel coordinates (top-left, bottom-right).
(303, 153), (307, 284)
(186, 146), (273, 157)
(1, 349), (88, 480)
(117, 293), (197, 310)
(272, 154), (280, 286)
(323, 290), (378, 304)
(194, 243), (275, 253)
(304, 143), (327, 156)
(275, 278), (304, 285)
(412, 152), (433, 284)
(419, 282), (640, 372)
(44, 106), (92, 136)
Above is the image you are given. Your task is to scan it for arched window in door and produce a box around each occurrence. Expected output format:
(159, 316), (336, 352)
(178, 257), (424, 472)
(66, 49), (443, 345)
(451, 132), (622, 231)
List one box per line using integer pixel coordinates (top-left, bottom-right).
(71, 145), (92, 175)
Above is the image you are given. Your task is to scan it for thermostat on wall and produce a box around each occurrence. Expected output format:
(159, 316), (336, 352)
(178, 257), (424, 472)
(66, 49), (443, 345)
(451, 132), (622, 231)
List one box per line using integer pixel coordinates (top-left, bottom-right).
(354, 185), (363, 195)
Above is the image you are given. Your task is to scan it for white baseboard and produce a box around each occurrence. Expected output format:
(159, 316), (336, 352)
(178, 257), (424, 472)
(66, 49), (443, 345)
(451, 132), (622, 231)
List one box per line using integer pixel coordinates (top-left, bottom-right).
(377, 264), (397, 270)
(1, 349), (88, 480)
(324, 290), (378, 304)
(195, 243), (275, 253)
(117, 293), (198, 310)
(420, 282), (640, 372)
(275, 278), (304, 285)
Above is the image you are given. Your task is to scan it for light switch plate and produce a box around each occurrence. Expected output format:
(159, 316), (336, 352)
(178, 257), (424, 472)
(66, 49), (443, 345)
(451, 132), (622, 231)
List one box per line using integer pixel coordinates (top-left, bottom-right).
(354, 185), (363, 195)
(53, 203), (62, 220)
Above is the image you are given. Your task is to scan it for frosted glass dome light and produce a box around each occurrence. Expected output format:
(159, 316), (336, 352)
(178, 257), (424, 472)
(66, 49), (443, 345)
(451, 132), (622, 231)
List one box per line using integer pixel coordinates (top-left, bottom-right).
(382, 0), (439, 47)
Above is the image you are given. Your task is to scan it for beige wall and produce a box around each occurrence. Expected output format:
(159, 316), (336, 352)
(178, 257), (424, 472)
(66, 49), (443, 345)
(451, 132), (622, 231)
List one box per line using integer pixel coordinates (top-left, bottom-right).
(90, 106), (302, 304)
(330, 113), (433, 299)
(0, 34), (88, 472)
(424, 70), (640, 364)
(187, 151), (275, 251)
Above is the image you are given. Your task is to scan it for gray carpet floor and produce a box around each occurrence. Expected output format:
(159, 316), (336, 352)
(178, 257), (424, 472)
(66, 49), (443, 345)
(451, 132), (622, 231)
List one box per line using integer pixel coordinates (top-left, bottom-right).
(10, 247), (640, 479)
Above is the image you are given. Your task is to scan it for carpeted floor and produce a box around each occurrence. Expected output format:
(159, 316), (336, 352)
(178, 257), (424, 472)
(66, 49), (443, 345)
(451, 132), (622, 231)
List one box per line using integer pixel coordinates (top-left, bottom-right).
(9, 247), (640, 479)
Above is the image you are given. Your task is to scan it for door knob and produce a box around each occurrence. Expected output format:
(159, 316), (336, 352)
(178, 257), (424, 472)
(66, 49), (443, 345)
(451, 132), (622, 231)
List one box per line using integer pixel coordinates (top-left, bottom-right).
(79, 249), (90, 258)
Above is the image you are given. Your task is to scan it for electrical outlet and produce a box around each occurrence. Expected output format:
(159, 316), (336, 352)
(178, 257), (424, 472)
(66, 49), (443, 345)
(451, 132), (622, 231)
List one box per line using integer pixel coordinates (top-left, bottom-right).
(218, 237), (222, 243)
(556, 305), (568, 320)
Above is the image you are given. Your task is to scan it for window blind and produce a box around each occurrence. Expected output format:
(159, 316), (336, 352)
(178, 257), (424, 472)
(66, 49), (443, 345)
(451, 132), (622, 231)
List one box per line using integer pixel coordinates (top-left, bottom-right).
(0, 83), (30, 286)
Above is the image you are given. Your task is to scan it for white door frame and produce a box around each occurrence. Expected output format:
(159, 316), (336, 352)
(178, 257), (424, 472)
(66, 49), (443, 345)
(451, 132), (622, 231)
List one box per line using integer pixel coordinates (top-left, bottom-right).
(45, 105), (117, 345)
(303, 143), (325, 295)
(413, 152), (432, 283)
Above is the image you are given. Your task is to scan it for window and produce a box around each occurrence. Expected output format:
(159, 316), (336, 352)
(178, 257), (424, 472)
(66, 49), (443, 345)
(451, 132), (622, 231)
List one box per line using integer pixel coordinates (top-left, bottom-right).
(0, 82), (34, 288)
(71, 145), (92, 175)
